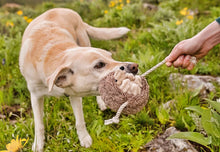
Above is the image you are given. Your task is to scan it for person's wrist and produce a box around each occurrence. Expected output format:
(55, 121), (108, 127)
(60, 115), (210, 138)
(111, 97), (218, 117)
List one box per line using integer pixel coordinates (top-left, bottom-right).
(186, 36), (203, 54)
(194, 21), (220, 49)
(192, 33), (204, 46)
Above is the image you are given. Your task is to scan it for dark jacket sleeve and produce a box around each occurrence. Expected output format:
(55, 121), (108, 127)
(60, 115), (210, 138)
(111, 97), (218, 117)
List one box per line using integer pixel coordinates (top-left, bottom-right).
(216, 17), (220, 24)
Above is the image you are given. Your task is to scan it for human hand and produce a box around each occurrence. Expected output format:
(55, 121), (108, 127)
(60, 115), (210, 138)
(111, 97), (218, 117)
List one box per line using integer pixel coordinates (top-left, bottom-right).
(165, 37), (210, 70)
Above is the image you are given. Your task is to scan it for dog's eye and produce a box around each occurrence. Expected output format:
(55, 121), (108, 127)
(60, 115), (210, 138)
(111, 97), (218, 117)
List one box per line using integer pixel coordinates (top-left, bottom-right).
(94, 62), (106, 69)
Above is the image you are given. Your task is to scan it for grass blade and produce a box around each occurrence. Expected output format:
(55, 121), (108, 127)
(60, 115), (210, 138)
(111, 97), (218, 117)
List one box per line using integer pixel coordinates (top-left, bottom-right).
(185, 106), (204, 115)
(206, 99), (220, 113)
(167, 132), (212, 146)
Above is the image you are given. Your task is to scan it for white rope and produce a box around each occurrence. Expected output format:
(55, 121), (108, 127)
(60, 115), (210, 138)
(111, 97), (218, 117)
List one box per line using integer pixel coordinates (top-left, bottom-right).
(104, 101), (129, 125)
(190, 56), (197, 65)
(141, 59), (166, 77)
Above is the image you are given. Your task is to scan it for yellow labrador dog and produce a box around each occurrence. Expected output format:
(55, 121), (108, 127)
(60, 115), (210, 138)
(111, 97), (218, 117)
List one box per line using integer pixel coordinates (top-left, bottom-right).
(19, 8), (138, 151)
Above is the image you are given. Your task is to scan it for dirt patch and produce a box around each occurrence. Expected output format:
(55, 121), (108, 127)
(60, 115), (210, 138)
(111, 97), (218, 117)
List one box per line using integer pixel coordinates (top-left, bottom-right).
(0, 104), (31, 122)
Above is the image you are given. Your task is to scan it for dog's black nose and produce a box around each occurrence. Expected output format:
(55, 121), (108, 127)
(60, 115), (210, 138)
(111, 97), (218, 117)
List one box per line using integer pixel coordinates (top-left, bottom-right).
(127, 63), (138, 75)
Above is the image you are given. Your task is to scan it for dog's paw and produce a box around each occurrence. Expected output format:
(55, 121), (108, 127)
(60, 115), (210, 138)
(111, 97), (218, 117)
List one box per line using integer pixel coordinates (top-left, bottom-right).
(79, 134), (92, 148)
(96, 96), (107, 111)
(77, 128), (92, 148)
(98, 101), (107, 111)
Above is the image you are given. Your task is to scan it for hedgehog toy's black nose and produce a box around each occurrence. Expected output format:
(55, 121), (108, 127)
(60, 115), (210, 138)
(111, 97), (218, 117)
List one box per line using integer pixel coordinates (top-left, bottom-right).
(119, 63), (139, 75)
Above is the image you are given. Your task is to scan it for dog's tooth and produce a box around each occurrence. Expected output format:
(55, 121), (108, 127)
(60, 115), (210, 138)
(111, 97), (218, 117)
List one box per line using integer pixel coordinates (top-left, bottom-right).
(119, 79), (130, 93)
(114, 70), (120, 79)
(116, 79), (123, 85)
(134, 76), (142, 87)
(114, 70), (125, 80)
(130, 83), (137, 95)
(126, 73), (135, 81)
(129, 83), (141, 96)
(115, 71), (127, 85)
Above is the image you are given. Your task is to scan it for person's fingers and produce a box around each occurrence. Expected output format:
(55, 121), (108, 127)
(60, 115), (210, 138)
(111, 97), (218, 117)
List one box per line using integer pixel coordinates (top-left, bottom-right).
(186, 56), (197, 70)
(165, 50), (180, 63)
(182, 55), (191, 68)
(173, 55), (184, 68)
(166, 61), (172, 67)
(190, 56), (197, 65)
(187, 62), (195, 70)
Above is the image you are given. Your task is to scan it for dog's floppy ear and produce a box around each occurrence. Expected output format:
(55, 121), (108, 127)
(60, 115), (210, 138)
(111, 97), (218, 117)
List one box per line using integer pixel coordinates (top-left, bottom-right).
(47, 65), (74, 92)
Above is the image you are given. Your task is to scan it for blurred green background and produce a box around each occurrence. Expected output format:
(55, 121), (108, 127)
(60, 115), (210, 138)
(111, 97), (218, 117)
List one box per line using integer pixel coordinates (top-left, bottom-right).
(0, 0), (219, 151)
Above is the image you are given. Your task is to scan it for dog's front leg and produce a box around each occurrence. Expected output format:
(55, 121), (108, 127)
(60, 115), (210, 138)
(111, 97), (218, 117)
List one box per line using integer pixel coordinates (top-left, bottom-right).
(96, 96), (107, 111)
(69, 96), (92, 148)
(31, 93), (45, 152)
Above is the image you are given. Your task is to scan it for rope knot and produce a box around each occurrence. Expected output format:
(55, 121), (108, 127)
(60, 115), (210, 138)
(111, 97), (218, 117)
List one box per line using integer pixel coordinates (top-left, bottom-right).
(104, 116), (120, 125)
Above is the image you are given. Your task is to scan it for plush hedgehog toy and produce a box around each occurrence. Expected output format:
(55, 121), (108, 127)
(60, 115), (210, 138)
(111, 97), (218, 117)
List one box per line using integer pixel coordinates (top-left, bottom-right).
(99, 69), (149, 114)
(99, 69), (150, 125)
(99, 57), (196, 125)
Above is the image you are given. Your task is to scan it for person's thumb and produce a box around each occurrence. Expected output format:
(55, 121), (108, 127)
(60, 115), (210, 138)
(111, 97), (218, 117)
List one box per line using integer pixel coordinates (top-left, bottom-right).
(165, 48), (181, 66)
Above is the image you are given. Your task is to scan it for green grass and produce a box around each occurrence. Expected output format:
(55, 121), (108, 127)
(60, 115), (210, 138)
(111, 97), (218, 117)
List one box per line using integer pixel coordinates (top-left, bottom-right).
(0, 0), (220, 151)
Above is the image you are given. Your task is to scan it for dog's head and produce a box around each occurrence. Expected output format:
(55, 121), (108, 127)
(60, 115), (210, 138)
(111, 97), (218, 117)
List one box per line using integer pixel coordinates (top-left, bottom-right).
(47, 47), (138, 96)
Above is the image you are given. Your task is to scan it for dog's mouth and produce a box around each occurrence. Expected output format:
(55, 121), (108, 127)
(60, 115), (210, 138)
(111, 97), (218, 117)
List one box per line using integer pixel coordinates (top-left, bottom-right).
(98, 63), (139, 92)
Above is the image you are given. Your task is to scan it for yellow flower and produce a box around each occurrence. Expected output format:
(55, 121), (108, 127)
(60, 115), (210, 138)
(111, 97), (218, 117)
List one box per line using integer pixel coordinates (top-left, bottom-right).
(27, 18), (33, 23)
(104, 10), (108, 14)
(16, 10), (23, 16)
(169, 120), (176, 126)
(119, 0), (122, 3)
(6, 21), (14, 27)
(23, 16), (33, 23)
(0, 136), (28, 152)
(109, 1), (116, 7)
(116, 5), (123, 10)
(126, 0), (130, 4)
(23, 16), (28, 20)
(180, 7), (189, 16)
(176, 19), (183, 25)
(187, 15), (194, 20)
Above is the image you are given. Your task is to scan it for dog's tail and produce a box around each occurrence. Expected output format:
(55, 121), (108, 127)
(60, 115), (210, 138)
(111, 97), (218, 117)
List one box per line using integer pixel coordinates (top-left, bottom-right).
(84, 23), (130, 40)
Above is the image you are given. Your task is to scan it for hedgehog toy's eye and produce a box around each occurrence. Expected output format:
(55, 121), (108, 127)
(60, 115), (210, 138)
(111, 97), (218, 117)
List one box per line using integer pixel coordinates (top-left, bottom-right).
(94, 62), (106, 69)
